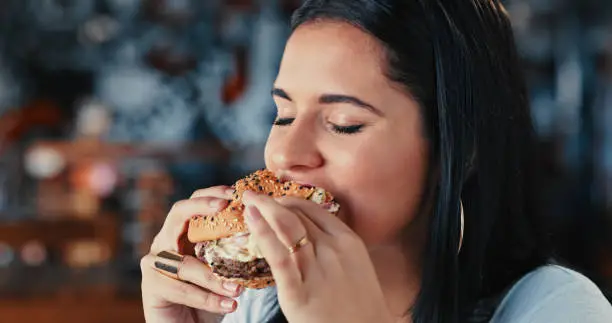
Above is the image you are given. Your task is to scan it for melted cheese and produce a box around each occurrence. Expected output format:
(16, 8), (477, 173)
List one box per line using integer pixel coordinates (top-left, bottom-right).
(204, 232), (263, 263)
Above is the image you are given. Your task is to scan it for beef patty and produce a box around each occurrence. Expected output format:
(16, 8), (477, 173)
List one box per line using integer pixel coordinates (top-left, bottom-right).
(196, 242), (272, 280)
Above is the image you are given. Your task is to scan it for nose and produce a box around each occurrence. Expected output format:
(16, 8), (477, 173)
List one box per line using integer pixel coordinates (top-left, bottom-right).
(267, 119), (324, 172)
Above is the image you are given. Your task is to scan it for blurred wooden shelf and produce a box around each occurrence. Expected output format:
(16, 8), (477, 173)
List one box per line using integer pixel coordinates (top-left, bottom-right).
(0, 214), (120, 253)
(0, 265), (143, 323)
(0, 295), (144, 323)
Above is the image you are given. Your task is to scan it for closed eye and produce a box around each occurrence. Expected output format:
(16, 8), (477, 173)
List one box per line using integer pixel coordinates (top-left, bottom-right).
(273, 117), (364, 135)
(330, 124), (364, 134)
(272, 117), (294, 126)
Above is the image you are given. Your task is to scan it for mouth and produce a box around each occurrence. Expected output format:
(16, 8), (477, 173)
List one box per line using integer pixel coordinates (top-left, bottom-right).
(273, 170), (342, 216)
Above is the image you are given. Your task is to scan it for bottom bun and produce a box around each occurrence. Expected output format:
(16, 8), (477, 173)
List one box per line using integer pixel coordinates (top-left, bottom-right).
(216, 273), (276, 289)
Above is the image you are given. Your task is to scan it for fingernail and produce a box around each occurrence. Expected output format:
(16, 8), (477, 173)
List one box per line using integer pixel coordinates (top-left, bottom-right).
(223, 281), (240, 292)
(245, 205), (262, 225)
(221, 299), (236, 310)
(225, 188), (235, 197)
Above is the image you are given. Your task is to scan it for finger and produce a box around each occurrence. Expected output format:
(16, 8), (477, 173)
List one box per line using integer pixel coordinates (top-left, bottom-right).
(152, 187), (233, 254)
(242, 191), (312, 249)
(242, 192), (319, 275)
(147, 252), (244, 298)
(276, 207), (325, 279)
(190, 185), (234, 199)
(141, 254), (239, 313)
(142, 265), (238, 314)
(166, 198), (226, 227)
(274, 196), (352, 236)
(276, 201), (326, 240)
(279, 202), (344, 278)
(244, 205), (303, 288)
(161, 197), (229, 247)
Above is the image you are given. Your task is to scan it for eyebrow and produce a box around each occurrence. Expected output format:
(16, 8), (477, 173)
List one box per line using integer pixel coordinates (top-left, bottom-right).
(271, 87), (383, 116)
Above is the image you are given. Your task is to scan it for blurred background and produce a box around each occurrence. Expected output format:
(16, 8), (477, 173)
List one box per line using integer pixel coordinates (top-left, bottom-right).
(0, 0), (610, 322)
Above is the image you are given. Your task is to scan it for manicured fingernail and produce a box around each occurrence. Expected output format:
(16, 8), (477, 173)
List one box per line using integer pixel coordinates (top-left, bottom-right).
(221, 299), (236, 310)
(223, 281), (239, 292)
(245, 205), (262, 225)
(225, 188), (235, 196)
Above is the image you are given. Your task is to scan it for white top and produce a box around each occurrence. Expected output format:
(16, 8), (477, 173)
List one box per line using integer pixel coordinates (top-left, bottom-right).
(221, 286), (279, 323)
(490, 265), (612, 322)
(221, 265), (612, 323)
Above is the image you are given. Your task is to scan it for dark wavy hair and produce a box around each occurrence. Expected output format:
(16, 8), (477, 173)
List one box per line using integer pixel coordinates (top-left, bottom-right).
(268, 1), (551, 322)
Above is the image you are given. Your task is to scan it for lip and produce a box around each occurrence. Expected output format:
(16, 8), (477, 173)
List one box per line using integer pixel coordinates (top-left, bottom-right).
(276, 173), (315, 187)
(283, 178), (316, 188)
(275, 171), (337, 196)
(276, 172), (344, 219)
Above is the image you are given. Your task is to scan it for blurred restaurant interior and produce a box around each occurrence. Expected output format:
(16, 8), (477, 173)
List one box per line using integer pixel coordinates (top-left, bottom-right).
(0, 0), (611, 322)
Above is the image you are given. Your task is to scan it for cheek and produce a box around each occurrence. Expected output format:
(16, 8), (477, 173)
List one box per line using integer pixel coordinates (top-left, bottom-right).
(332, 137), (429, 244)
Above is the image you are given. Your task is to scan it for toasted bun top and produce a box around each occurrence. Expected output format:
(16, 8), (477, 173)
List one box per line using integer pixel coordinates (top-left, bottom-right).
(187, 169), (338, 242)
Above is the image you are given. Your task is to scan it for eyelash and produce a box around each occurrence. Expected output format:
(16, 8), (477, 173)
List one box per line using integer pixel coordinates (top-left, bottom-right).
(272, 118), (364, 135)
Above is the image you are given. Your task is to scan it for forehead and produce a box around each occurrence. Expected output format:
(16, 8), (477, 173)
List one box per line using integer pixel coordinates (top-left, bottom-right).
(275, 21), (389, 94)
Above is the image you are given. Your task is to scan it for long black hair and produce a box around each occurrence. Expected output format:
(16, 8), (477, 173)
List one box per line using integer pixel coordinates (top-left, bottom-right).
(268, 1), (551, 322)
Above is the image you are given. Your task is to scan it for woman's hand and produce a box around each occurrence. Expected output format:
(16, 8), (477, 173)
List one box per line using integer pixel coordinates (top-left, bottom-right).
(241, 191), (395, 323)
(140, 186), (245, 323)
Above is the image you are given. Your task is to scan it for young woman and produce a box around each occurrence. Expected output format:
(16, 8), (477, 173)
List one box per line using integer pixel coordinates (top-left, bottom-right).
(140, 0), (612, 322)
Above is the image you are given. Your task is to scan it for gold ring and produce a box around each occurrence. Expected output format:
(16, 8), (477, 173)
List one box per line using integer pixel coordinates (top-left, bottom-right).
(154, 250), (185, 280)
(288, 236), (310, 254)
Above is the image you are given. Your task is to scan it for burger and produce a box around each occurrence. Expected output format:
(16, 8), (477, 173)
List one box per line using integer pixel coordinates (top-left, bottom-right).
(187, 169), (340, 289)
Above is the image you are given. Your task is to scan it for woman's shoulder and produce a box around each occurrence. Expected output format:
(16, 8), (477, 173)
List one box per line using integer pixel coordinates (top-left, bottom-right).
(220, 286), (279, 323)
(491, 264), (612, 322)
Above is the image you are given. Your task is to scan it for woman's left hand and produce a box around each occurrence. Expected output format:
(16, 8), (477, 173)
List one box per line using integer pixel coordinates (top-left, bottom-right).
(242, 191), (395, 323)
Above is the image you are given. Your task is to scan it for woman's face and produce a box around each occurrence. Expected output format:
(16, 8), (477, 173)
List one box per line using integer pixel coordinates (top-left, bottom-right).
(265, 21), (429, 247)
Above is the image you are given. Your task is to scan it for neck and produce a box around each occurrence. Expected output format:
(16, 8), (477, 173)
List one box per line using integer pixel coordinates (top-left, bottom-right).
(368, 242), (421, 323)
